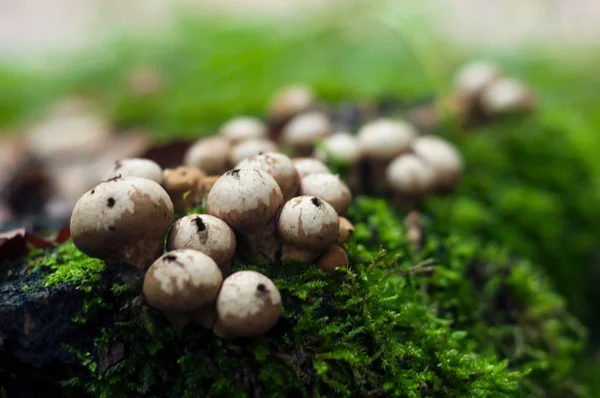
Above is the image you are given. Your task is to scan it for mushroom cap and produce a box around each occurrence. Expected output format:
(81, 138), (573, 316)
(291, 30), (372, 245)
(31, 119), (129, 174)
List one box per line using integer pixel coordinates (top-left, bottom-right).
(316, 245), (349, 273)
(357, 119), (417, 160)
(281, 111), (332, 150)
(337, 216), (355, 244)
(236, 152), (300, 201)
(300, 173), (352, 215)
(411, 136), (463, 190)
(230, 138), (279, 165)
(70, 176), (174, 268)
(104, 158), (163, 184)
(453, 61), (502, 96)
(167, 214), (236, 273)
(207, 168), (283, 231)
(219, 116), (267, 144)
(143, 249), (223, 313)
(292, 158), (331, 179)
(269, 84), (315, 121)
(314, 132), (362, 164)
(480, 77), (533, 114)
(183, 137), (231, 175)
(162, 166), (206, 191)
(386, 154), (436, 196)
(215, 270), (282, 337)
(277, 196), (339, 250)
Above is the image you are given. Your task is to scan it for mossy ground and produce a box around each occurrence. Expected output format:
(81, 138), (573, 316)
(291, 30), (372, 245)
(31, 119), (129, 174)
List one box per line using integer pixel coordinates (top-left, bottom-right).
(2, 5), (600, 396)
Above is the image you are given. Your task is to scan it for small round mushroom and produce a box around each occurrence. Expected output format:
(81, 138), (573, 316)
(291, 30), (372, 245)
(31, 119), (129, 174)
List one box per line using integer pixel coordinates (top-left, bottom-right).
(236, 152), (300, 201)
(316, 245), (349, 274)
(143, 249), (223, 327)
(230, 138), (279, 165)
(70, 176), (174, 268)
(453, 61), (502, 97)
(219, 116), (267, 145)
(281, 111), (332, 156)
(103, 158), (163, 185)
(314, 132), (362, 189)
(207, 168), (283, 261)
(162, 166), (206, 212)
(386, 154), (436, 204)
(167, 214), (236, 276)
(411, 136), (463, 192)
(277, 196), (339, 263)
(292, 158), (331, 179)
(213, 270), (282, 338)
(183, 137), (231, 175)
(357, 118), (417, 193)
(300, 173), (352, 215)
(268, 84), (316, 122)
(479, 77), (535, 115)
(337, 216), (355, 244)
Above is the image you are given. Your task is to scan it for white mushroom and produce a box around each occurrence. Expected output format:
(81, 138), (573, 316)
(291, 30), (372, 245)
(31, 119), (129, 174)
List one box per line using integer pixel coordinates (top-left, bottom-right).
(281, 111), (332, 156)
(300, 173), (352, 215)
(292, 158), (331, 179)
(213, 270), (282, 338)
(479, 77), (535, 115)
(167, 214), (236, 276)
(70, 176), (174, 268)
(385, 154), (436, 200)
(183, 137), (231, 175)
(207, 168), (283, 262)
(104, 158), (163, 184)
(411, 136), (463, 191)
(277, 196), (339, 263)
(219, 116), (267, 145)
(236, 152), (300, 201)
(230, 138), (279, 165)
(453, 61), (502, 97)
(143, 249), (223, 327)
(268, 84), (315, 122)
(314, 132), (362, 189)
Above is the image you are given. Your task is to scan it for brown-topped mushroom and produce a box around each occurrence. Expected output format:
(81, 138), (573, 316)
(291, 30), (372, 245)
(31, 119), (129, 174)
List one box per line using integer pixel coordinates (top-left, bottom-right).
(70, 176), (174, 268)
(162, 166), (206, 211)
(316, 245), (349, 274)
(337, 216), (355, 244)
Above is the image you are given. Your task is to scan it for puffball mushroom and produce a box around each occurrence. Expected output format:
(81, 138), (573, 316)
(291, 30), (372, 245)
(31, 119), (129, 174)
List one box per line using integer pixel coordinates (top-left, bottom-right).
(281, 111), (332, 156)
(268, 84), (316, 122)
(277, 196), (339, 263)
(162, 166), (206, 212)
(453, 61), (502, 97)
(143, 249), (223, 327)
(104, 158), (163, 184)
(300, 173), (352, 215)
(230, 138), (279, 165)
(479, 77), (535, 115)
(236, 152), (300, 201)
(357, 118), (417, 193)
(386, 154), (436, 202)
(337, 216), (355, 244)
(314, 132), (362, 190)
(219, 116), (267, 145)
(167, 214), (236, 276)
(213, 270), (282, 338)
(292, 157), (331, 179)
(316, 245), (349, 274)
(411, 136), (463, 192)
(183, 137), (231, 175)
(207, 168), (283, 262)
(70, 176), (174, 268)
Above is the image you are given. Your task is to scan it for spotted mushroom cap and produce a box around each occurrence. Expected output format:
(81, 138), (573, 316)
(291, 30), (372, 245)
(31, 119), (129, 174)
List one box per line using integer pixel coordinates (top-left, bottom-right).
(357, 119), (417, 160)
(236, 152), (300, 201)
(268, 84), (315, 121)
(292, 158), (331, 179)
(219, 116), (267, 144)
(207, 168), (283, 231)
(214, 270), (282, 337)
(183, 137), (231, 175)
(386, 154), (436, 196)
(104, 158), (163, 184)
(230, 138), (279, 165)
(70, 176), (174, 268)
(277, 195), (339, 250)
(143, 249), (223, 313)
(479, 77), (534, 114)
(300, 173), (352, 215)
(314, 132), (362, 164)
(167, 214), (236, 274)
(453, 61), (502, 96)
(411, 136), (463, 190)
(281, 111), (332, 151)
